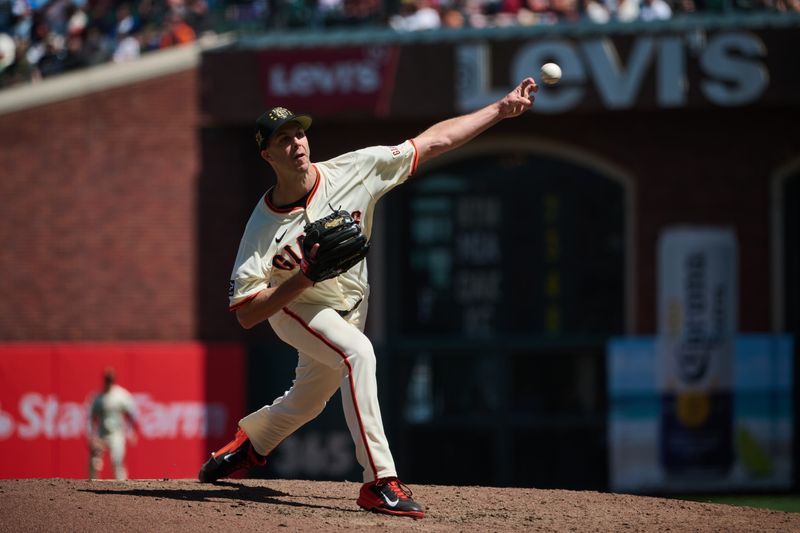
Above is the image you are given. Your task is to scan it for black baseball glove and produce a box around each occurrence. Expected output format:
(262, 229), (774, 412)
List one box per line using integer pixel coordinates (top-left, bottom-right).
(300, 210), (370, 282)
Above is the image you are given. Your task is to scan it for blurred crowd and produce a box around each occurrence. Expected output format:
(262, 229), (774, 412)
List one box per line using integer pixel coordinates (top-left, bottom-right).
(0, 0), (209, 87)
(1, 0), (798, 89)
(385, 0), (800, 30)
(222, 0), (800, 30)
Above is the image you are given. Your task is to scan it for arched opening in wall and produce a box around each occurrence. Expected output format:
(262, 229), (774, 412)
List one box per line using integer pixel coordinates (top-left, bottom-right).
(773, 160), (800, 490)
(383, 140), (632, 490)
(781, 171), (799, 340)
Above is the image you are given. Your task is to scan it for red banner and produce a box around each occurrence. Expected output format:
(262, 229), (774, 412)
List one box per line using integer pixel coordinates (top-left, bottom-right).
(0, 343), (245, 479)
(259, 46), (400, 117)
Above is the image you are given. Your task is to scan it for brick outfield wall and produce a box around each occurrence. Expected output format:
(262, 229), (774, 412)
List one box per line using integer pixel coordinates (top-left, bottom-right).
(0, 70), (199, 340)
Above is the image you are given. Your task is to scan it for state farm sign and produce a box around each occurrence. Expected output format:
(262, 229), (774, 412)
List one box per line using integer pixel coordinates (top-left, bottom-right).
(0, 343), (245, 479)
(0, 393), (227, 441)
(260, 46), (400, 116)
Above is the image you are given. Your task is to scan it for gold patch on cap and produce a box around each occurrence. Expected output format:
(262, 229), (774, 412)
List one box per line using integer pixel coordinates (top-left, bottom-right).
(269, 107), (292, 120)
(255, 130), (264, 147)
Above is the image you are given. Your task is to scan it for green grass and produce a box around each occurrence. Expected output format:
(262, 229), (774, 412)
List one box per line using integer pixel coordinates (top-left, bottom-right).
(676, 494), (800, 513)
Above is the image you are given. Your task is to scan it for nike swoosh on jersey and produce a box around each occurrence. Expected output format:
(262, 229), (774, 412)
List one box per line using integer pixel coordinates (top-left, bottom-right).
(275, 230), (288, 244)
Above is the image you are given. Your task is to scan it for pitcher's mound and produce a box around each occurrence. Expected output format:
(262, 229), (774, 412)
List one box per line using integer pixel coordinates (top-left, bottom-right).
(1, 478), (797, 532)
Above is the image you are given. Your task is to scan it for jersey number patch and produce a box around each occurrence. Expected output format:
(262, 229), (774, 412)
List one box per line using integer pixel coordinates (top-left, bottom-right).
(273, 240), (303, 271)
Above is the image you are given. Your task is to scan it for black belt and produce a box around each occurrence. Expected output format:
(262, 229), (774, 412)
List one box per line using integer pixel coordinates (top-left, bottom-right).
(337, 298), (362, 317)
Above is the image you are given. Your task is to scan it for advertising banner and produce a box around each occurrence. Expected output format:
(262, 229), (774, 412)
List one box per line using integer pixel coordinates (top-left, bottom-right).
(656, 227), (738, 478)
(0, 343), (245, 479)
(201, 24), (800, 122)
(608, 335), (793, 493)
(258, 46), (401, 117)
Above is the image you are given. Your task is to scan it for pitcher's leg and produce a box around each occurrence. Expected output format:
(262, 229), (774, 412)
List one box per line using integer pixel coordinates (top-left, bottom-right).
(239, 352), (341, 456)
(276, 305), (396, 482)
(339, 369), (396, 482)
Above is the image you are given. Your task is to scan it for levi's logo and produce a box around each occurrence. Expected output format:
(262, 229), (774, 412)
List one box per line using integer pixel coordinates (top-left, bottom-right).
(269, 58), (383, 97)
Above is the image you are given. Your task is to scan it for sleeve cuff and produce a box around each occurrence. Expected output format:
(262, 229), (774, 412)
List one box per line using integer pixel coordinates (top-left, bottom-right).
(409, 138), (419, 176)
(229, 291), (261, 312)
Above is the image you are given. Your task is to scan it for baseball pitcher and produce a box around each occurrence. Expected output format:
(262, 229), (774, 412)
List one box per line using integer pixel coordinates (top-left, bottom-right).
(198, 77), (538, 518)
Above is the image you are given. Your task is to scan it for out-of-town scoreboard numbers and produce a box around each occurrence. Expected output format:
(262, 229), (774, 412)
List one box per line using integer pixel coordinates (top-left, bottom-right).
(389, 151), (625, 339)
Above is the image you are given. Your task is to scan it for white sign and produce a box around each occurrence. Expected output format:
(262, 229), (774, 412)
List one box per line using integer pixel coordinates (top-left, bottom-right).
(0, 393), (228, 440)
(657, 227), (738, 393)
(457, 32), (769, 113)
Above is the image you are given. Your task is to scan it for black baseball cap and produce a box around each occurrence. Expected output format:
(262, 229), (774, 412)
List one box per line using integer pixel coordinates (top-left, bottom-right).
(255, 107), (312, 150)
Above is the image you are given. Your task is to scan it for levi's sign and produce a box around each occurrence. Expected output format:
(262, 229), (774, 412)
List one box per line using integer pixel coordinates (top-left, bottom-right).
(270, 60), (381, 96)
(457, 31), (769, 113)
(261, 46), (399, 116)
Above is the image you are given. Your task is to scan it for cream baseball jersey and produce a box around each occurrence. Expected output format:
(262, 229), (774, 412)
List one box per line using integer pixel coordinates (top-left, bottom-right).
(229, 139), (419, 312)
(90, 385), (138, 437)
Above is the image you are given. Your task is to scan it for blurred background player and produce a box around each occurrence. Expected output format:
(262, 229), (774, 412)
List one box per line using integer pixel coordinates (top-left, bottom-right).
(87, 368), (139, 481)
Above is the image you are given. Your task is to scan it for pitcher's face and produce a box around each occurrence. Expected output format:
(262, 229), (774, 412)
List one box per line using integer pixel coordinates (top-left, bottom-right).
(262, 122), (311, 174)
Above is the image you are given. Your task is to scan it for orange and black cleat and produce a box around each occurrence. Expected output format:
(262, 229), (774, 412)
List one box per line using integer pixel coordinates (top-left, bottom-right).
(198, 428), (266, 483)
(357, 477), (425, 519)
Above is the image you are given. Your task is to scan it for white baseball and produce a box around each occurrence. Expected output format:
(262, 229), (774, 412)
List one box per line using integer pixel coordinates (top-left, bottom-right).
(540, 63), (562, 86)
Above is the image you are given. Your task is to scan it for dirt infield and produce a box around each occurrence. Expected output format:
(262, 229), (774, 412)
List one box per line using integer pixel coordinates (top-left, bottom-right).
(1, 478), (798, 532)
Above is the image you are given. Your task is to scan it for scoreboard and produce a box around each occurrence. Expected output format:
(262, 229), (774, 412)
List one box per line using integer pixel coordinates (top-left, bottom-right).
(387, 150), (626, 339)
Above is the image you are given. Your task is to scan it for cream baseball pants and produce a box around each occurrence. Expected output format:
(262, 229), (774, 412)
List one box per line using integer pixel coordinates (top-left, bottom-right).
(238, 299), (397, 483)
(88, 432), (127, 480)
